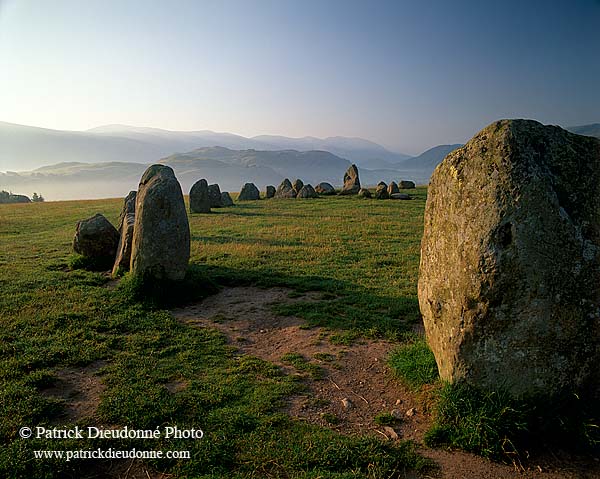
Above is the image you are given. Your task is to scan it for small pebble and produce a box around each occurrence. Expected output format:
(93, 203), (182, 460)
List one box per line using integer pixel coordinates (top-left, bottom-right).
(406, 408), (416, 417)
(383, 426), (398, 440)
(341, 398), (352, 409)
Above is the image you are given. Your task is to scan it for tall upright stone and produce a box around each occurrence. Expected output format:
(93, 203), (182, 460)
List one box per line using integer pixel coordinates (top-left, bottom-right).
(208, 184), (223, 208)
(112, 191), (137, 275)
(118, 191), (137, 230)
(221, 191), (234, 206)
(339, 164), (360, 195)
(387, 181), (399, 195)
(418, 119), (600, 398)
(189, 179), (211, 213)
(275, 178), (297, 198)
(238, 183), (260, 201)
(130, 165), (190, 282)
(265, 185), (276, 198)
(292, 179), (304, 194)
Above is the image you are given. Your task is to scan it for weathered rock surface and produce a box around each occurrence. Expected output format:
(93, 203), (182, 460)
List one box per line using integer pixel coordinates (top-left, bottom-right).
(399, 180), (416, 189)
(130, 164), (190, 281)
(358, 188), (372, 198)
(265, 185), (276, 198)
(189, 179), (211, 213)
(117, 190), (137, 227)
(73, 213), (119, 260)
(390, 193), (410, 200)
(296, 184), (318, 198)
(387, 181), (399, 195)
(112, 212), (135, 275)
(315, 182), (336, 195)
(275, 178), (297, 198)
(221, 192), (234, 206)
(208, 184), (223, 208)
(339, 164), (360, 195)
(419, 119), (600, 398)
(238, 183), (260, 201)
(292, 179), (304, 194)
(375, 184), (389, 199)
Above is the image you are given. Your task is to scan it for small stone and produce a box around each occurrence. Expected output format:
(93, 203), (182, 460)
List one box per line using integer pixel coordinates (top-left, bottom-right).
(341, 398), (352, 409)
(315, 182), (336, 195)
(391, 409), (403, 419)
(395, 399), (402, 406)
(405, 408), (416, 417)
(383, 426), (399, 440)
(390, 193), (411, 200)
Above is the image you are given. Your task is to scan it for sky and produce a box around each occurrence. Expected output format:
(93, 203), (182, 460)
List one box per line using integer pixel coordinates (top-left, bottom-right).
(0, 0), (598, 155)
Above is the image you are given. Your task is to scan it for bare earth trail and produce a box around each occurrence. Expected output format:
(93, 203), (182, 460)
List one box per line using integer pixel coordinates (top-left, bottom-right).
(172, 286), (600, 479)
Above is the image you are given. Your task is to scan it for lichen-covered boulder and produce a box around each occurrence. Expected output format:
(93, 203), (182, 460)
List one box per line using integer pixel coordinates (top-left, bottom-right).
(221, 192), (234, 206)
(265, 185), (276, 198)
(208, 184), (223, 208)
(399, 180), (416, 189)
(238, 183), (260, 201)
(358, 188), (372, 198)
(296, 184), (318, 198)
(189, 179), (211, 213)
(73, 213), (119, 261)
(418, 119), (600, 398)
(387, 181), (399, 195)
(339, 164), (360, 195)
(375, 184), (389, 199)
(275, 178), (297, 198)
(315, 182), (335, 195)
(130, 164), (190, 281)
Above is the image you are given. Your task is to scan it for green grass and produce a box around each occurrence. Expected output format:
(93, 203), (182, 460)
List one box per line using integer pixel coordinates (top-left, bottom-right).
(281, 352), (324, 380)
(388, 336), (439, 389)
(373, 412), (400, 427)
(425, 382), (600, 461)
(0, 192), (431, 478)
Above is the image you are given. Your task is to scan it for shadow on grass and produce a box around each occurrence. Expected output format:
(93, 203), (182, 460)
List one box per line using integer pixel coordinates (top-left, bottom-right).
(191, 235), (304, 247)
(131, 262), (421, 341)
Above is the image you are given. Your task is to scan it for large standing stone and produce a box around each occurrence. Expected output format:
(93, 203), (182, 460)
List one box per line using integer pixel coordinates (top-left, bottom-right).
(265, 185), (276, 198)
(399, 180), (416, 189)
(339, 164), (360, 195)
(73, 213), (119, 260)
(292, 179), (304, 194)
(221, 192), (234, 206)
(238, 183), (260, 201)
(130, 164), (190, 281)
(189, 179), (211, 213)
(208, 184), (223, 208)
(296, 184), (318, 198)
(275, 179), (297, 198)
(387, 181), (400, 195)
(418, 119), (600, 398)
(315, 182), (336, 195)
(112, 213), (135, 275)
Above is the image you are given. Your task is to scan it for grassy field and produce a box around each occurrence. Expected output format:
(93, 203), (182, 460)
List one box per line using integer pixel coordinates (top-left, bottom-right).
(0, 189), (432, 478)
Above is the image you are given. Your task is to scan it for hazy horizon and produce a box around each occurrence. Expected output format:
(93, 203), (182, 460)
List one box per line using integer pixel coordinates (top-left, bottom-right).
(1, 0), (598, 155)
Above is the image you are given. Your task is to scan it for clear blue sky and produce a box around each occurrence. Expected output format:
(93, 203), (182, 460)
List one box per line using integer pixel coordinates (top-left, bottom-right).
(0, 0), (598, 154)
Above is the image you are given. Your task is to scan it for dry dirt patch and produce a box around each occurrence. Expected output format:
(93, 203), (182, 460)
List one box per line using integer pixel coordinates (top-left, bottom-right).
(41, 360), (106, 421)
(173, 286), (600, 479)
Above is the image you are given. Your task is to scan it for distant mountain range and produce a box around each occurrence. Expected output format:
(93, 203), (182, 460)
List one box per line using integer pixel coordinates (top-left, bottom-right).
(567, 123), (600, 139)
(0, 121), (410, 172)
(1, 121), (597, 201)
(0, 146), (434, 201)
